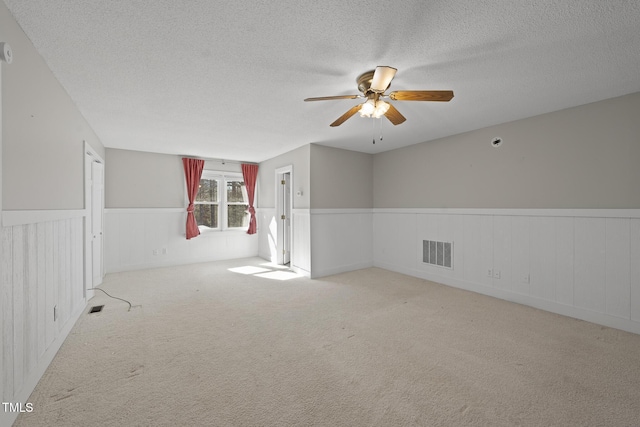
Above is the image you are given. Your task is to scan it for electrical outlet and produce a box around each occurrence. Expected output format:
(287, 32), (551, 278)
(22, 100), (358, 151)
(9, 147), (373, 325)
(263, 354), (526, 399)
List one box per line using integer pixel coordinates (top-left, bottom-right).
(161, 247), (167, 255)
(493, 270), (501, 279)
(523, 274), (530, 284)
(487, 268), (493, 277)
(153, 249), (159, 255)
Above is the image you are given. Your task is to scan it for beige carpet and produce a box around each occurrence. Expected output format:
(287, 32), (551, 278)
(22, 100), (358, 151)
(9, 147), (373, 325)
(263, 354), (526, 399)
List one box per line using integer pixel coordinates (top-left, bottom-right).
(15, 257), (640, 426)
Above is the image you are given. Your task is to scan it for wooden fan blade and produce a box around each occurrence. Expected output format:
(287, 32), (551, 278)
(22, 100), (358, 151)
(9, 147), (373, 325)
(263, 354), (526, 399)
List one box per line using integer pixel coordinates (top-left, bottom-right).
(383, 103), (406, 126)
(370, 66), (397, 92)
(389, 90), (454, 101)
(330, 104), (363, 127)
(304, 95), (360, 101)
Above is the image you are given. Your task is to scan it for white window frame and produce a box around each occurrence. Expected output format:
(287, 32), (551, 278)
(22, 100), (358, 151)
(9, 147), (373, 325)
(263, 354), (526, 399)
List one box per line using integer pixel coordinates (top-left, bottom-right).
(194, 171), (249, 233)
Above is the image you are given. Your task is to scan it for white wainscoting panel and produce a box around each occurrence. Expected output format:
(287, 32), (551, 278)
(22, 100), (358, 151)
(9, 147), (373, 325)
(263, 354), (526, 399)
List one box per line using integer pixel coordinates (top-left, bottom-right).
(310, 209), (373, 278)
(461, 215), (483, 286)
(257, 208), (276, 263)
(493, 215), (513, 292)
(555, 217), (575, 306)
(479, 215), (494, 288)
(104, 209), (259, 273)
(2, 225), (13, 402)
(605, 218), (631, 319)
(1, 213), (85, 426)
(631, 219), (640, 323)
(373, 208), (640, 335)
(510, 215), (530, 296)
(573, 217), (607, 313)
(374, 212), (417, 274)
(529, 216), (556, 302)
(292, 210), (311, 275)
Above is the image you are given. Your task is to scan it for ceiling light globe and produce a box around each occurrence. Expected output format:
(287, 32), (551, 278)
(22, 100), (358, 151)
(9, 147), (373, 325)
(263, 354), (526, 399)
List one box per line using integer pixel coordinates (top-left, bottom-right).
(373, 101), (390, 118)
(359, 101), (375, 117)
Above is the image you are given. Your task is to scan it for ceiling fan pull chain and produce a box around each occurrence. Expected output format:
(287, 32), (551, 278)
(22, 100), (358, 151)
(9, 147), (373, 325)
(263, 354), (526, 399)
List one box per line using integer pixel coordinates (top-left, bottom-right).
(372, 117), (376, 144)
(379, 117), (383, 142)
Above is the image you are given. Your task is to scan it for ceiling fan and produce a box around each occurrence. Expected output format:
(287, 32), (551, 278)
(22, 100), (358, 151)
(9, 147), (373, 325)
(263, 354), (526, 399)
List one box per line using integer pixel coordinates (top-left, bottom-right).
(304, 66), (454, 127)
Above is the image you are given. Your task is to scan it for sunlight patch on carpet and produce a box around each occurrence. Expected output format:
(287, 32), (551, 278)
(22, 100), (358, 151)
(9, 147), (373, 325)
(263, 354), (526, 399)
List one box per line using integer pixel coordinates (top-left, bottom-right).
(254, 270), (302, 281)
(228, 264), (302, 281)
(228, 266), (271, 275)
(259, 262), (291, 270)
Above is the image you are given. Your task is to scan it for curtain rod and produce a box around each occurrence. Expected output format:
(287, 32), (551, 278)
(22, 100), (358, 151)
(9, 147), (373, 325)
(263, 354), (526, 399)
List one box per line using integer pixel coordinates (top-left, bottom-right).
(180, 156), (258, 165)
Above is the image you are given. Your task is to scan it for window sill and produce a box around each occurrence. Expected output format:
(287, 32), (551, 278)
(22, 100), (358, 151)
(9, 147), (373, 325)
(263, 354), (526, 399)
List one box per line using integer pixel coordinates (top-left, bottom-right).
(197, 227), (251, 237)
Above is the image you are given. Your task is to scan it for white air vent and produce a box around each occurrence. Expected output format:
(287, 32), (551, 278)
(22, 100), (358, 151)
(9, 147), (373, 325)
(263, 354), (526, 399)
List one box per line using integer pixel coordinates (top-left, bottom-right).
(423, 240), (453, 269)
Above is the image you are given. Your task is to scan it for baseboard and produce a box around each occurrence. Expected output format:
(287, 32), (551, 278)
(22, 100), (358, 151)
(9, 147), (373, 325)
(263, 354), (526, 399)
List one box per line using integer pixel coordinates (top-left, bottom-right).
(1, 300), (87, 427)
(311, 261), (374, 279)
(107, 252), (261, 273)
(290, 264), (311, 277)
(374, 261), (640, 336)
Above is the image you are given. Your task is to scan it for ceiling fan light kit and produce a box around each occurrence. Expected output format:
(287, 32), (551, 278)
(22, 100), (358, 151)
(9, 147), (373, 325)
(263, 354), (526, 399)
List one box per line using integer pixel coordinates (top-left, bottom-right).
(359, 99), (390, 118)
(304, 65), (454, 127)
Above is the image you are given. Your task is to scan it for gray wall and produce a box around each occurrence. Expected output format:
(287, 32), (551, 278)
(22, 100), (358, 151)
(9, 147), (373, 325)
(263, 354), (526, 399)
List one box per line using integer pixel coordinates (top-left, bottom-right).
(105, 148), (185, 208)
(1, 2), (104, 210)
(310, 144), (373, 209)
(373, 92), (640, 209)
(105, 149), (245, 208)
(258, 144), (310, 209)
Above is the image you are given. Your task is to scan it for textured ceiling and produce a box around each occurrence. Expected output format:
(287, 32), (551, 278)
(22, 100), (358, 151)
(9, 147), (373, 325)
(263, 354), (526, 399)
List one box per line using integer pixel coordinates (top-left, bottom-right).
(4, 0), (640, 162)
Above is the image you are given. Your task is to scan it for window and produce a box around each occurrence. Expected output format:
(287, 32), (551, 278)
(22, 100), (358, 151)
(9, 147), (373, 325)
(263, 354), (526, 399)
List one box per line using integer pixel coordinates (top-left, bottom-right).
(194, 171), (249, 231)
(194, 175), (219, 228)
(225, 178), (249, 228)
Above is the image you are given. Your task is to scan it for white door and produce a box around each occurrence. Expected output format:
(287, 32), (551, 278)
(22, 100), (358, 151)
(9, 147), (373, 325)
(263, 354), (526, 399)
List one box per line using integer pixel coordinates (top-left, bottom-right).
(91, 161), (104, 286)
(282, 172), (291, 265)
(275, 166), (293, 266)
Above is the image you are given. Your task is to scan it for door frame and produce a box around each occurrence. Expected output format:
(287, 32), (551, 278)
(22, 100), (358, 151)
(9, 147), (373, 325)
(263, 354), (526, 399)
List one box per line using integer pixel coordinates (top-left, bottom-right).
(84, 141), (105, 299)
(275, 165), (293, 265)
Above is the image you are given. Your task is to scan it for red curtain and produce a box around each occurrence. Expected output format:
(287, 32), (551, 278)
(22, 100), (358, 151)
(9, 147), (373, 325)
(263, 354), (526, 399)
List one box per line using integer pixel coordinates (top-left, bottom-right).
(183, 158), (205, 239)
(241, 163), (258, 235)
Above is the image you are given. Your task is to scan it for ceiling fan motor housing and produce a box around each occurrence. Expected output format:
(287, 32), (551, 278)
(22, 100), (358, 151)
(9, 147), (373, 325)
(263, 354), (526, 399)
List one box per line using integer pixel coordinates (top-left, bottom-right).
(357, 70), (377, 94)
